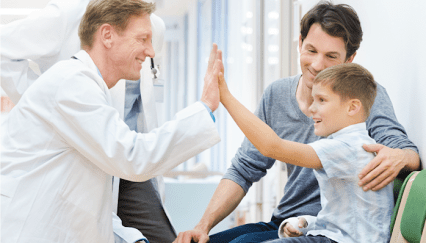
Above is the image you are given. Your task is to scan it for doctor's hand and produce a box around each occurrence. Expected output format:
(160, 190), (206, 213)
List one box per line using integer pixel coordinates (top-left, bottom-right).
(358, 144), (420, 191)
(173, 228), (209, 243)
(200, 43), (224, 112)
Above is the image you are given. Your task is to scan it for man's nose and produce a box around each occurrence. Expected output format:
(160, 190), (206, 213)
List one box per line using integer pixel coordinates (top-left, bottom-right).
(311, 55), (326, 72)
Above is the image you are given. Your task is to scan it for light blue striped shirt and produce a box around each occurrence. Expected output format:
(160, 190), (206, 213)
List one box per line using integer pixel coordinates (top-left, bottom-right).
(308, 122), (393, 243)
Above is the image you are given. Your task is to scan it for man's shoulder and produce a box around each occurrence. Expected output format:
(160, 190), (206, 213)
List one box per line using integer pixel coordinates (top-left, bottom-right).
(262, 74), (300, 100)
(267, 75), (300, 90)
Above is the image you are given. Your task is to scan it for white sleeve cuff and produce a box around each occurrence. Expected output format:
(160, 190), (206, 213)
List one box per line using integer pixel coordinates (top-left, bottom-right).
(278, 215), (317, 238)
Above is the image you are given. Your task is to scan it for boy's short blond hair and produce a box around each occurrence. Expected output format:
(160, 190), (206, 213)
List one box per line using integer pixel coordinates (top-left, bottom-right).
(314, 63), (377, 118)
(79, 0), (155, 50)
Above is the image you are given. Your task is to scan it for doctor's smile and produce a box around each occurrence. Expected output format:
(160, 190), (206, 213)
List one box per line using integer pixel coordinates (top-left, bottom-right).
(1, 0), (423, 243)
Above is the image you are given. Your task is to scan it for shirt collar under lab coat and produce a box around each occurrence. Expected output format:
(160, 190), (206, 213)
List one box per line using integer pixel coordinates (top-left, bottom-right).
(73, 50), (111, 97)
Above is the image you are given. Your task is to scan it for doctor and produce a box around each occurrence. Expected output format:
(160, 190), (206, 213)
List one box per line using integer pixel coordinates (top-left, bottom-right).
(1, 0), (222, 242)
(1, 1), (180, 243)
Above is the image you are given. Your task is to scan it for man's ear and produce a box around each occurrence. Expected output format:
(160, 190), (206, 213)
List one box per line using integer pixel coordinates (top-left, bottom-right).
(347, 99), (362, 116)
(345, 51), (357, 63)
(98, 23), (114, 49)
(299, 34), (303, 53)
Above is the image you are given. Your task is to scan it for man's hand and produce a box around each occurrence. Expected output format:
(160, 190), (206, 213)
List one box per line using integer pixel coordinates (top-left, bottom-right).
(281, 217), (307, 238)
(200, 43), (224, 112)
(358, 144), (419, 191)
(173, 228), (209, 243)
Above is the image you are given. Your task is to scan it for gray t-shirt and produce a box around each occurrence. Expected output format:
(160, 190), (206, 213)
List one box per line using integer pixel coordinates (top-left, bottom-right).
(223, 74), (418, 222)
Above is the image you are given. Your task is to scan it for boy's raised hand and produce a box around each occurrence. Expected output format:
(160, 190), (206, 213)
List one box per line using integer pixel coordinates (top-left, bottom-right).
(218, 70), (232, 105)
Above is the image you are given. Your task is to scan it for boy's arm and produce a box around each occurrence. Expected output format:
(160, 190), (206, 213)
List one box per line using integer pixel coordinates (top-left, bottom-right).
(219, 73), (322, 169)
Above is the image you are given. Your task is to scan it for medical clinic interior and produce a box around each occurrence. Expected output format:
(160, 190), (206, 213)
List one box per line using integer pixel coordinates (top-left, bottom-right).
(1, 0), (426, 239)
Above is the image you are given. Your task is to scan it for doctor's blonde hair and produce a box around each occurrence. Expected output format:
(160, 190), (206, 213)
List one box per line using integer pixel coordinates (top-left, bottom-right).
(79, 0), (155, 50)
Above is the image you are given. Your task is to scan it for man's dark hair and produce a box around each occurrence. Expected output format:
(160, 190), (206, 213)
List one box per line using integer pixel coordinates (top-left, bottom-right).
(300, 1), (363, 60)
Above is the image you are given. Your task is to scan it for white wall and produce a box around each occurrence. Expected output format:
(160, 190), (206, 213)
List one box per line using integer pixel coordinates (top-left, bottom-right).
(300, 0), (426, 168)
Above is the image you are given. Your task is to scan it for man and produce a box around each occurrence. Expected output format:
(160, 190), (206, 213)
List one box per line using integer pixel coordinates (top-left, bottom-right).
(1, 1), (183, 243)
(1, 0), (222, 242)
(175, 2), (420, 243)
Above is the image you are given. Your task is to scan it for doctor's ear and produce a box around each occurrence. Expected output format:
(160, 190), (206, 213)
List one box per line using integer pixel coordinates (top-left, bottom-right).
(98, 23), (113, 49)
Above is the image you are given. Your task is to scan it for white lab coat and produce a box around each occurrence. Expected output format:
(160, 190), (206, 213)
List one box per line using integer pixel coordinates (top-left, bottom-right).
(0, 0), (196, 242)
(0, 50), (220, 243)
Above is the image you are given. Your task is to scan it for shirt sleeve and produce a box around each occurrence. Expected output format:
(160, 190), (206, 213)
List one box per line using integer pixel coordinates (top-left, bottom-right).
(367, 84), (419, 153)
(278, 215), (317, 238)
(200, 101), (216, 122)
(52, 72), (220, 182)
(1, 1), (69, 104)
(309, 138), (366, 179)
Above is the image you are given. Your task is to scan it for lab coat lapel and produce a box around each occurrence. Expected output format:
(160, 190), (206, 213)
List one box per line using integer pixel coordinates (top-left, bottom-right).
(73, 50), (113, 105)
(110, 79), (124, 214)
(139, 59), (173, 229)
(109, 80), (126, 119)
(140, 58), (158, 131)
(109, 58), (159, 213)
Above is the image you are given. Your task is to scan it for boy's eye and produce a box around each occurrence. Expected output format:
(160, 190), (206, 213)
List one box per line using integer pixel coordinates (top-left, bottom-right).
(319, 98), (325, 102)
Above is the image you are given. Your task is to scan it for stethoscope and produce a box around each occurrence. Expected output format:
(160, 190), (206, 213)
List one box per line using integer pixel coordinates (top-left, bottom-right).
(151, 58), (158, 79)
(73, 55), (159, 80)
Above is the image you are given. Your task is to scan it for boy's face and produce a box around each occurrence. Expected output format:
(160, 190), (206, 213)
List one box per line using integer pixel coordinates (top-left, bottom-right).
(309, 83), (350, 137)
(299, 23), (355, 89)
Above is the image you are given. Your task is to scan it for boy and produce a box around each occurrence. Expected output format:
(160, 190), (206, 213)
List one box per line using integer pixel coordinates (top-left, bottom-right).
(218, 63), (393, 243)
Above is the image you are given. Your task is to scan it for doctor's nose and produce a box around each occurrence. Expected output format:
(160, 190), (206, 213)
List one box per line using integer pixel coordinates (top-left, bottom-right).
(145, 41), (155, 58)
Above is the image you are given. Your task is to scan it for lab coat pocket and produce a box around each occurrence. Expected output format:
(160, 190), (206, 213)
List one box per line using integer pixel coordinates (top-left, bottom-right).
(58, 159), (109, 218)
(1, 176), (19, 213)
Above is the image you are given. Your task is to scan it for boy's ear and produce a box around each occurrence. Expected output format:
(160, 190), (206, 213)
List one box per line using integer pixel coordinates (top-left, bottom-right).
(347, 99), (362, 116)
